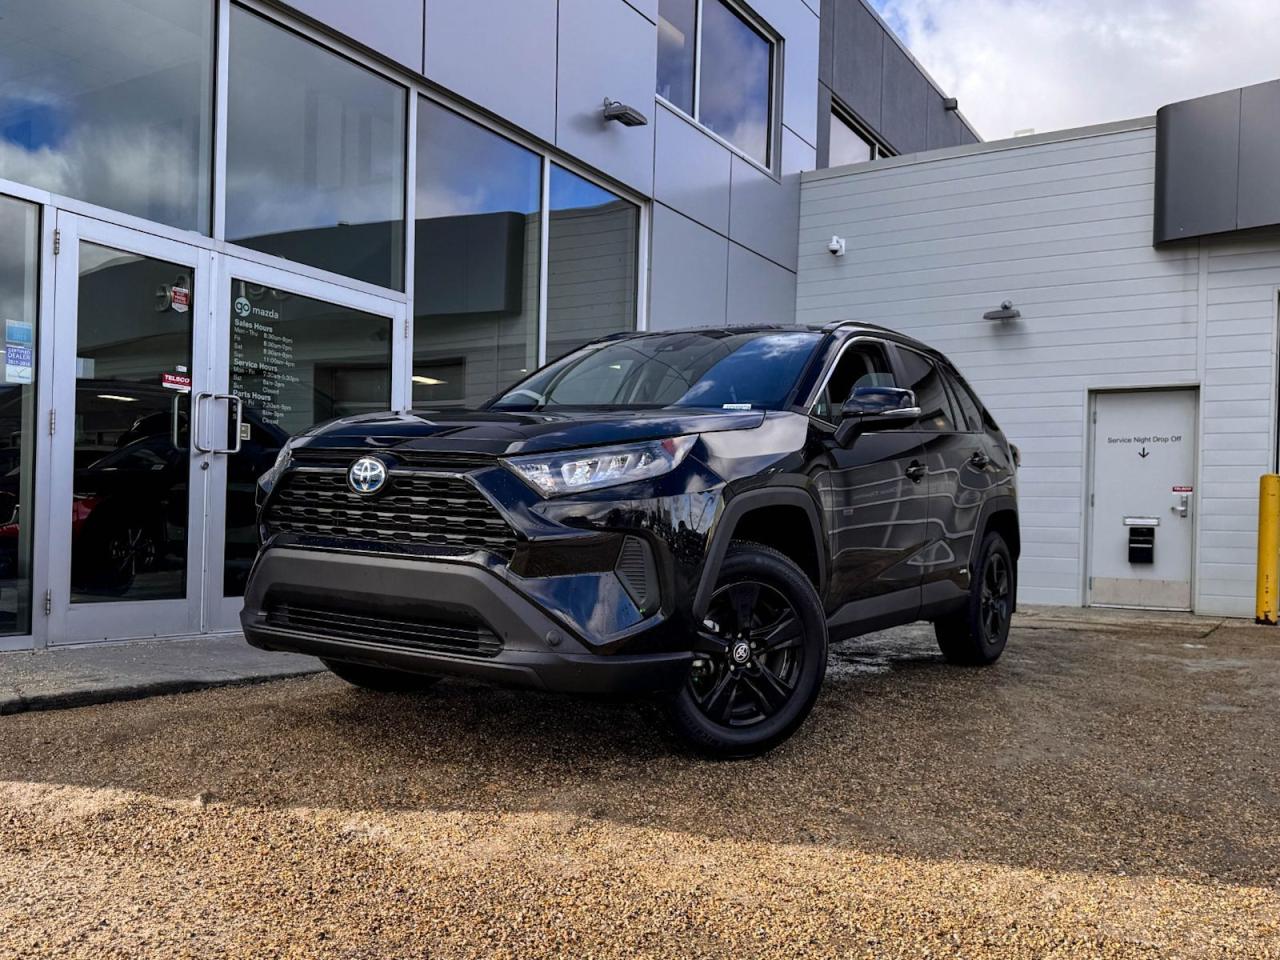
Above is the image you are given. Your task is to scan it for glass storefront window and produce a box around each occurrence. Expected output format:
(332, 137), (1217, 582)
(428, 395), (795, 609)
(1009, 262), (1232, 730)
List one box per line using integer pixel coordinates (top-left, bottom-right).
(412, 100), (542, 409)
(0, 0), (215, 233)
(545, 166), (639, 362)
(223, 282), (392, 595)
(225, 6), (407, 290)
(0, 196), (38, 633)
(72, 244), (194, 604)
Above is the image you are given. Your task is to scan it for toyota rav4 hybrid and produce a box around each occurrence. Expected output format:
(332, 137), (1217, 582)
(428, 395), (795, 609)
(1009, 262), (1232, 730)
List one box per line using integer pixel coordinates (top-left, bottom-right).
(242, 323), (1019, 758)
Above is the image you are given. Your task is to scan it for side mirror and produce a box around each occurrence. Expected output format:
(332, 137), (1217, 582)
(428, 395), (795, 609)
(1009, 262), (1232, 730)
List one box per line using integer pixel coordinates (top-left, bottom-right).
(841, 386), (920, 424)
(835, 386), (920, 444)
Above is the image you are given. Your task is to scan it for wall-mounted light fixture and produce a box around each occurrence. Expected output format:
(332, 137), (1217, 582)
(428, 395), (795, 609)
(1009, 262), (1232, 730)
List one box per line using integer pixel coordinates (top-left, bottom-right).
(943, 97), (959, 112)
(603, 98), (648, 127)
(983, 299), (1022, 323)
(827, 235), (847, 257)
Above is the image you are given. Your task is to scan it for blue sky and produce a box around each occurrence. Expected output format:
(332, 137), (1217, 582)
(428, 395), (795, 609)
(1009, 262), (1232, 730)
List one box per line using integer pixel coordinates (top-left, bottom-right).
(865, 0), (1280, 140)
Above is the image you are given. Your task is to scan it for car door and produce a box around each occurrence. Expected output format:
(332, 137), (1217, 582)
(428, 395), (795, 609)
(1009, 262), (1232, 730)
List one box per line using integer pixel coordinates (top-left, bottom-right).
(891, 347), (984, 608)
(807, 337), (928, 622)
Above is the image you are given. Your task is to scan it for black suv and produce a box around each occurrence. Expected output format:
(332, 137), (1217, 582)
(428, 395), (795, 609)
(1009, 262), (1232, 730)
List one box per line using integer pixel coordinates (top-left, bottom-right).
(242, 323), (1018, 757)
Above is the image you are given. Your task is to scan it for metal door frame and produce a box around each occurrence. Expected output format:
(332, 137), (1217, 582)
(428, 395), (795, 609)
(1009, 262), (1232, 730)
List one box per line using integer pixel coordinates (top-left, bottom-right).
(48, 213), (216, 644)
(203, 254), (407, 632)
(1083, 385), (1201, 611)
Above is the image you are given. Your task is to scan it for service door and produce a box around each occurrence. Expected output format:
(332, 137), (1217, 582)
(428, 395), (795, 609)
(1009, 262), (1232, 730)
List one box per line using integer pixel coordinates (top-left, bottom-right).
(1088, 389), (1198, 610)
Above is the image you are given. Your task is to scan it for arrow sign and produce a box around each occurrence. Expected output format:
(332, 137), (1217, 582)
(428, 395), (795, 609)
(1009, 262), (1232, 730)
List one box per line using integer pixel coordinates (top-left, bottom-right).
(1138, 447), (1150, 459)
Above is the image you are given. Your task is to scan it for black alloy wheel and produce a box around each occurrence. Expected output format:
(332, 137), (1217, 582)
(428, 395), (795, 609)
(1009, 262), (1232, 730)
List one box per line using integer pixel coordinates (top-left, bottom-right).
(690, 580), (804, 727)
(662, 543), (827, 759)
(934, 531), (1014, 666)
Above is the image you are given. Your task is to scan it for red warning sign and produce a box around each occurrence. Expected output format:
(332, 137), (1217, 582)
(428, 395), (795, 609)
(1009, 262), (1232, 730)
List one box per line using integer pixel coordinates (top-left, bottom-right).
(171, 286), (191, 313)
(161, 372), (192, 393)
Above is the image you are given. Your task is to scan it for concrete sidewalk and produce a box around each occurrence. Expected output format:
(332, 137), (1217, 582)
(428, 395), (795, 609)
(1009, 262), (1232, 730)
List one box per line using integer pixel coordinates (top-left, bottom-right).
(0, 605), (1258, 717)
(0, 633), (323, 715)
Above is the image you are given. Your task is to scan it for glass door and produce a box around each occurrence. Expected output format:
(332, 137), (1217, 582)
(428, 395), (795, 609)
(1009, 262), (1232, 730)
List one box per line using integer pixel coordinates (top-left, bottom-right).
(204, 256), (406, 631)
(48, 214), (213, 643)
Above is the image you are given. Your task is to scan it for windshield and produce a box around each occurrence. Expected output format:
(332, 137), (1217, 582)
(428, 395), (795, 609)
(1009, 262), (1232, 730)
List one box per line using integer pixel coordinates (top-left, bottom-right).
(488, 330), (822, 411)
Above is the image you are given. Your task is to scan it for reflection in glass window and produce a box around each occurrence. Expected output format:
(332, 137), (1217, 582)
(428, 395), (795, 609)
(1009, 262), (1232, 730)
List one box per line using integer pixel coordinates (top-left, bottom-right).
(829, 112), (878, 166)
(699, 0), (773, 165)
(226, 7), (407, 289)
(657, 0), (697, 115)
(0, 0), (214, 232)
(72, 244), (194, 604)
(546, 166), (639, 362)
(413, 100), (542, 409)
(224, 282), (392, 595)
(0, 196), (37, 633)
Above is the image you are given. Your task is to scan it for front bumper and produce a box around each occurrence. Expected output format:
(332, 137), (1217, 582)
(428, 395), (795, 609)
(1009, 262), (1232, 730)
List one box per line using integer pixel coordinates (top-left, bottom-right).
(241, 547), (693, 696)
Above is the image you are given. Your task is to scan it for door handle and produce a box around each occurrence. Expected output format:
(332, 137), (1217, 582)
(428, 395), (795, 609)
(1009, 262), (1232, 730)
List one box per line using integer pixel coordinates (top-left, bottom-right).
(192, 393), (244, 455)
(1171, 493), (1190, 518)
(905, 461), (926, 484)
(968, 451), (990, 469)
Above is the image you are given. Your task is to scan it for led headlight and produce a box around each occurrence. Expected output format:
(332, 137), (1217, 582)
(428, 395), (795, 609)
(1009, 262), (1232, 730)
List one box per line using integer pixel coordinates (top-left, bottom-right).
(504, 436), (696, 497)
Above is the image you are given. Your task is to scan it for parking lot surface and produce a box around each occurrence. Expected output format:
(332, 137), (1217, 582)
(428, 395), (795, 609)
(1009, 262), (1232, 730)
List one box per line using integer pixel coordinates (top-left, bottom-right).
(1, 614), (1277, 959)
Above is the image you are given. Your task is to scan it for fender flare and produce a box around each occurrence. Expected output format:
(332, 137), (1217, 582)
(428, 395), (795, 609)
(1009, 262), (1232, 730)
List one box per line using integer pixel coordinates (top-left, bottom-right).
(691, 487), (827, 620)
(970, 494), (1020, 606)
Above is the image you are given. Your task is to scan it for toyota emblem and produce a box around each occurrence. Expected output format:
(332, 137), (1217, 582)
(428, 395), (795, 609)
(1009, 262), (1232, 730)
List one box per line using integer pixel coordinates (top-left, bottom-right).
(348, 456), (388, 495)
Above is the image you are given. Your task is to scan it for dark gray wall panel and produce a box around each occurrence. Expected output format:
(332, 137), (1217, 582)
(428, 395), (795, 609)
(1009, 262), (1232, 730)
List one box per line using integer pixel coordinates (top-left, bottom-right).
(650, 205), (729, 329)
(830, 0), (883, 131)
(285, 0), (423, 69)
(556, 0), (656, 194)
(926, 93), (964, 150)
(815, 83), (832, 168)
(1154, 88), (1241, 244)
(654, 104), (732, 234)
(1237, 81), (1280, 232)
(424, 0), (557, 142)
(878, 39), (928, 155)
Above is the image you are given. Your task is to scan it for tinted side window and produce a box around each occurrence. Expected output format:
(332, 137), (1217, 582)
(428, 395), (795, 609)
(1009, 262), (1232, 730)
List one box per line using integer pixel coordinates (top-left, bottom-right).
(943, 368), (983, 432)
(896, 349), (955, 432)
(812, 342), (896, 422)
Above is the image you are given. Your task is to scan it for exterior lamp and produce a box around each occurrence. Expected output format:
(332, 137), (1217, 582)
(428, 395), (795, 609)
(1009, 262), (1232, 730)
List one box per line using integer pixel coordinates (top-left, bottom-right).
(603, 99), (649, 127)
(983, 300), (1021, 323)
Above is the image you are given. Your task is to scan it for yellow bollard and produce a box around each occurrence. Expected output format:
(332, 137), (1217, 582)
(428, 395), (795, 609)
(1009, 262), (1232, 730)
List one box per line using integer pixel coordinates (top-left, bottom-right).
(1257, 474), (1280, 624)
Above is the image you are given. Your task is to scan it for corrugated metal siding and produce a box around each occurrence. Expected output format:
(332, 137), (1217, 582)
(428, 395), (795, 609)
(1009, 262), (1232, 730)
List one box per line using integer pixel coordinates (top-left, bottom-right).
(797, 122), (1280, 616)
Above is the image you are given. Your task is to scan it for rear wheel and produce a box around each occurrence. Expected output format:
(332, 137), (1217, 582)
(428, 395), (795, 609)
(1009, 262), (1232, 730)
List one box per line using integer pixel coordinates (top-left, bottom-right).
(934, 532), (1014, 665)
(663, 544), (827, 759)
(322, 659), (441, 693)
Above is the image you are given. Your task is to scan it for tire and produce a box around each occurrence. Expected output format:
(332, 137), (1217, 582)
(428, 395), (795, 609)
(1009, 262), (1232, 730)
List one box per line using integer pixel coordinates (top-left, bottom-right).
(934, 531), (1014, 666)
(322, 659), (441, 693)
(662, 543), (828, 759)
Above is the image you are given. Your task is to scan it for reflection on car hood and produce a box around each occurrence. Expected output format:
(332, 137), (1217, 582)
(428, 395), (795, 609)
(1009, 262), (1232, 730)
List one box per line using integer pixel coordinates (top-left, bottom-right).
(298, 407), (767, 457)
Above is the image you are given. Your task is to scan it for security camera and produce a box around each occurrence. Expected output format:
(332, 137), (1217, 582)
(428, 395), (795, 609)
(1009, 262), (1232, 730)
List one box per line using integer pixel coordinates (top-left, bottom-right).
(827, 236), (846, 257)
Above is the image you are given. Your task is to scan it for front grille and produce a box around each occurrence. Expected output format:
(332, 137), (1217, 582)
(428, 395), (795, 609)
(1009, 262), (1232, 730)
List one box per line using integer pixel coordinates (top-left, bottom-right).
(264, 468), (518, 559)
(265, 601), (503, 658)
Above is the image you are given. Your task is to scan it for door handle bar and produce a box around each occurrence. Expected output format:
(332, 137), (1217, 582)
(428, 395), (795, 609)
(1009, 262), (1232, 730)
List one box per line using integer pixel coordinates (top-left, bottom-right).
(192, 392), (243, 455)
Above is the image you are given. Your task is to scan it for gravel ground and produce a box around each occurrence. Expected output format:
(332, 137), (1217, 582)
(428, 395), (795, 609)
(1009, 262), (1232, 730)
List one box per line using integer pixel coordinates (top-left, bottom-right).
(1, 616), (1278, 959)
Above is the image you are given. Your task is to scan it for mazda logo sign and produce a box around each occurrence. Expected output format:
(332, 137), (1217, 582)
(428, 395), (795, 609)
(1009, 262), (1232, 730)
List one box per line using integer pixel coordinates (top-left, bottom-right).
(348, 456), (388, 495)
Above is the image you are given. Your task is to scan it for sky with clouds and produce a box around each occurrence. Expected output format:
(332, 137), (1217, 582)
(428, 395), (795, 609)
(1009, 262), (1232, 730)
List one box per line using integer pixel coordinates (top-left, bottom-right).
(869, 0), (1280, 141)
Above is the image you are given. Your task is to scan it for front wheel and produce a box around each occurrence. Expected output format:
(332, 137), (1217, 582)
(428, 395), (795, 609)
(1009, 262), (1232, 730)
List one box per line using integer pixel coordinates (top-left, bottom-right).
(934, 532), (1014, 665)
(662, 544), (828, 759)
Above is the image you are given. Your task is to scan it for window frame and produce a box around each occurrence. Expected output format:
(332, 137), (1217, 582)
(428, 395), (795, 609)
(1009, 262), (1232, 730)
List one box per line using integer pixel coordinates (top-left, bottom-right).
(806, 334), (896, 421)
(656, 0), (781, 175)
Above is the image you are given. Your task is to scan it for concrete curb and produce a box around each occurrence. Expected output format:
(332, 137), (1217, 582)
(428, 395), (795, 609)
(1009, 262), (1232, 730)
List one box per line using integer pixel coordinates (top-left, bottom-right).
(0, 669), (324, 717)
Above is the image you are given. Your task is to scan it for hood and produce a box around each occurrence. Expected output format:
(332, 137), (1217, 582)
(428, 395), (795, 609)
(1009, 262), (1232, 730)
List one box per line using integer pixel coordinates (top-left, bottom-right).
(296, 407), (767, 457)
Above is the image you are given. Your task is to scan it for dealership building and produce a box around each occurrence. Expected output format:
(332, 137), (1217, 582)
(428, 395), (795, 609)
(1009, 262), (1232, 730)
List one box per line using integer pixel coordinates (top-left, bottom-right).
(0, 0), (975, 650)
(799, 80), (1280, 618)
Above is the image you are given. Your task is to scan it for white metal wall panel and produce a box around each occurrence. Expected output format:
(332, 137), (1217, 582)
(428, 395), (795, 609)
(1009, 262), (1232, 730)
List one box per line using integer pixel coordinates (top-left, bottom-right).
(798, 121), (1280, 616)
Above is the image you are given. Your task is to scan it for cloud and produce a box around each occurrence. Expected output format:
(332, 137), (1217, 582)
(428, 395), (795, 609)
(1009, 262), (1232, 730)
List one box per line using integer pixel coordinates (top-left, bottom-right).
(873, 0), (1280, 140)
